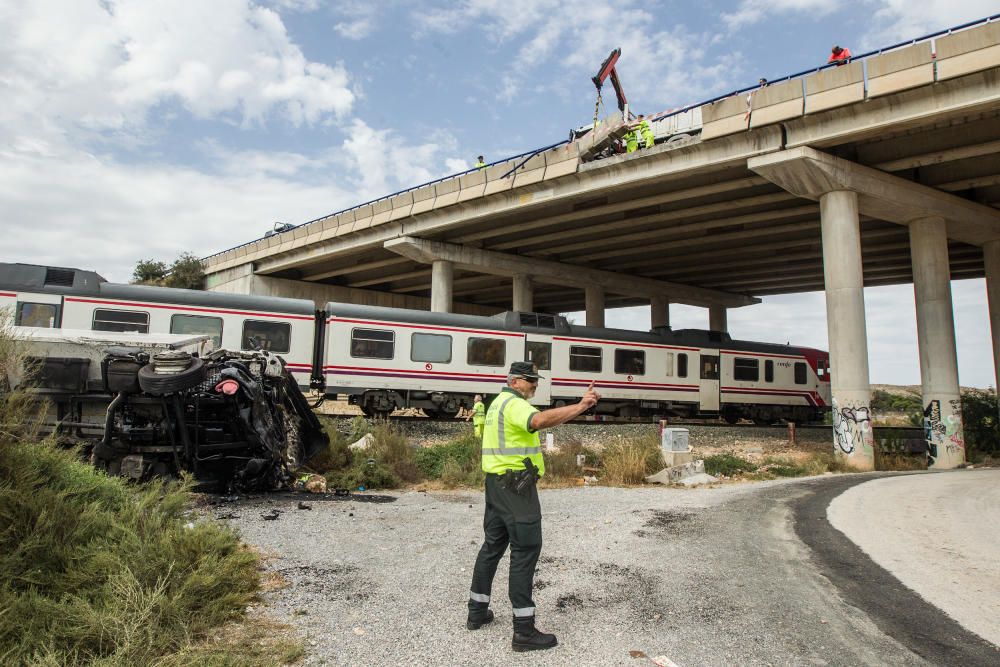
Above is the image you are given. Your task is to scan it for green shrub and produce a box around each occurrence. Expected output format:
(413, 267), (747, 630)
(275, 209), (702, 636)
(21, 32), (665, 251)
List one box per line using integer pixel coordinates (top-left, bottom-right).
(325, 458), (400, 491)
(369, 421), (419, 483)
(542, 437), (599, 481)
(0, 441), (260, 665)
(414, 432), (480, 479)
(962, 388), (1000, 460)
(347, 415), (371, 443)
(601, 435), (661, 485)
(303, 425), (352, 473)
(704, 452), (758, 476)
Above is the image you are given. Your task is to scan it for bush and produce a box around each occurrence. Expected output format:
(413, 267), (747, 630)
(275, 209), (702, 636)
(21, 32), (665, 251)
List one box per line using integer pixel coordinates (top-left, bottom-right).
(704, 452), (758, 477)
(542, 437), (599, 482)
(303, 425), (351, 473)
(414, 433), (484, 488)
(325, 459), (399, 491)
(0, 441), (260, 665)
(369, 421), (419, 483)
(962, 388), (1000, 460)
(600, 435), (661, 485)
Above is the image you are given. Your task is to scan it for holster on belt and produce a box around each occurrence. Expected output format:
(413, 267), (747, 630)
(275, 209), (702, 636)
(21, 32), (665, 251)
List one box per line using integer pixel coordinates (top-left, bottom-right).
(502, 457), (540, 496)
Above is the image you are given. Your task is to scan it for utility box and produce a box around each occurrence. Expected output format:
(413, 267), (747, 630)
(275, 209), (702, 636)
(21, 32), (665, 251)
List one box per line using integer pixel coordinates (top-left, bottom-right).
(661, 427), (689, 452)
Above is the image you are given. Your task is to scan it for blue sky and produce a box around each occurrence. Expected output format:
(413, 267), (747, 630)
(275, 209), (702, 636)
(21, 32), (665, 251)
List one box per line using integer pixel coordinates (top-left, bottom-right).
(1, 0), (998, 386)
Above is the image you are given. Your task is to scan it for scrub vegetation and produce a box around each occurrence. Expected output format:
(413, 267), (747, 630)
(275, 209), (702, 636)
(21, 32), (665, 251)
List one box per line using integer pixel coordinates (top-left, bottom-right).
(0, 317), (300, 666)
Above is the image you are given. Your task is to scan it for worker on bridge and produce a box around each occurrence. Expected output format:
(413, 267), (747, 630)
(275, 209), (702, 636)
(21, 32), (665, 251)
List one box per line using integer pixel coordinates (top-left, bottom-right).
(475, 155), (487, 170)
(637, 114), (654, 149)
(623, 127), (639, 153)
(828, 45), (852, 65)
(466, 362), (600, 651)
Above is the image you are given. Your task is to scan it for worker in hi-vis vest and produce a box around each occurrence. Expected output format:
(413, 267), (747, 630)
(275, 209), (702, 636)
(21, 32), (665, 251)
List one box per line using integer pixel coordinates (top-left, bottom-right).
(623, 128), (639, 153)
(475, 155), (487, 169)
(468, 394), (486, 439)
(467, 361), (600, 652)
(637, 114), (655, 149)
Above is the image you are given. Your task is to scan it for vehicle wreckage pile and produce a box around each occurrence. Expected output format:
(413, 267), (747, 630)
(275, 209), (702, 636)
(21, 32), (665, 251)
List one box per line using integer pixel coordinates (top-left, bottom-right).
(13, 328), (328, 491)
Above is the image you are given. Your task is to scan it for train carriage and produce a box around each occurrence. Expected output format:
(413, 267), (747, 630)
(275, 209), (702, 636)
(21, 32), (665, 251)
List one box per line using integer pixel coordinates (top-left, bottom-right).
(322, 303), (551, 417)
(0, 263), (318, 388)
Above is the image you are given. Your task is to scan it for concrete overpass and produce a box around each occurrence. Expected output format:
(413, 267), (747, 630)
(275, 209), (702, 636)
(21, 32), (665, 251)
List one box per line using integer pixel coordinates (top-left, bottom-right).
(204, 19), (1000, 470)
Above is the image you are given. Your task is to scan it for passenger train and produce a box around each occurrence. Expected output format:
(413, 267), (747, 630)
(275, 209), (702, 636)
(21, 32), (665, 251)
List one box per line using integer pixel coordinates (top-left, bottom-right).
(1, 262), (831, 424)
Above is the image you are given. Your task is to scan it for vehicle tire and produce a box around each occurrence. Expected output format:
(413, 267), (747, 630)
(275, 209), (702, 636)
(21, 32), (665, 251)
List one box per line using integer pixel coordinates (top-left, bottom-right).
(138, 357), (205, 396)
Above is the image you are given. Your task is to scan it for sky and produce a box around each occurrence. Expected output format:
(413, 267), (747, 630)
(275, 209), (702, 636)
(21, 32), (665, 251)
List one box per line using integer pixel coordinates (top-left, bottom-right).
(1, 0), (999, 387)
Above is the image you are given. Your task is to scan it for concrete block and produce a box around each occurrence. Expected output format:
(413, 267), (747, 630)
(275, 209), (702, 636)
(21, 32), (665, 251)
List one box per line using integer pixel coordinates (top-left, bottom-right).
(699, 95), (748, 140)
(484, 163), (516, 195)
(661, 449), (694, 467)
(388, 192), (414, 220)
(679, 472), (718, 487)
(458, 170), (487, 202)
(305, 231), (321, 246)
(410, 184), (436, 215)
(371, 199), (392, 226)
(936, 22), (1000, 80)
(749, 79), (803, 128)
(867, 43), (935, 97)
(644, 459), (705, 485)
(518, 152), (547, 172)
(292, 225), (307, 240)
(543, 158), (579, 180)
(937, 42), (1000, 81)
(433, 178), (461, 208)
(513, 168), (545, 188)
(805, 62), (864, 113)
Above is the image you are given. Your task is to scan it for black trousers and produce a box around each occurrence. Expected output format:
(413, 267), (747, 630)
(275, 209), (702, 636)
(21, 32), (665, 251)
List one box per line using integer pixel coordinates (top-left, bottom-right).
(468, 473), (542, 619)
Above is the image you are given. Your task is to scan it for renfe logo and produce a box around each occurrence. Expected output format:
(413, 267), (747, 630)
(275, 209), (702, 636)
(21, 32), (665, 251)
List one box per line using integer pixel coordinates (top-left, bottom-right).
(777, 361), (792, 368)
(425, 363), (433, 371)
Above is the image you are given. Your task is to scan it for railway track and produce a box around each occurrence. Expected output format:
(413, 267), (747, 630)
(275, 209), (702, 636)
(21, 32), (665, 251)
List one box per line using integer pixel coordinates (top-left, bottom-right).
(316, 412), (920, 433)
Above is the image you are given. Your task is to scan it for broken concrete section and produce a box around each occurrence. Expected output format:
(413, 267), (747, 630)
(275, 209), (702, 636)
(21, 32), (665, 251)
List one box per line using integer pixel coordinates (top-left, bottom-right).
(646, 458), (716, 485)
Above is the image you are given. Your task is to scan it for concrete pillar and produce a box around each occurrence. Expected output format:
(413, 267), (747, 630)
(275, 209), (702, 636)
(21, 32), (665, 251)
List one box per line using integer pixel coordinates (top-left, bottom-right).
(910, 217), (965, 468)
(585, 286), (605, 328)
(513, 274), (533, 312)
(709, 305), (727, 333)
(820, 190), (875, 470)
(651, 296), (670, 329)
(431, 260), (453, 313)
(985, 241), (1000, 407)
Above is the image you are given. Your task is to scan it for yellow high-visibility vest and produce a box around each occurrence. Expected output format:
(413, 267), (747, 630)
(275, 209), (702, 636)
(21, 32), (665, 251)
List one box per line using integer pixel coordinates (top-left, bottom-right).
(481, 388), (545, 476)
(472, 401), (486, 426)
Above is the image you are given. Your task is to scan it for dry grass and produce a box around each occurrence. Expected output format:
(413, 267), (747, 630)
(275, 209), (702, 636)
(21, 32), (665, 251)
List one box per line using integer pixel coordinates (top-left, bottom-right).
(600, 434), (662, 485)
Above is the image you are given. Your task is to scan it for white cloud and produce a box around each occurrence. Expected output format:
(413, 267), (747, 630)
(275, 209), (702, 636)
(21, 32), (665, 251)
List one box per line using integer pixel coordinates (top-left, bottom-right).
(861, 0), (1000, 48)
(0, 0), (355, 149)
(413, 0), (736, 110)
(721, 0), (833, 31)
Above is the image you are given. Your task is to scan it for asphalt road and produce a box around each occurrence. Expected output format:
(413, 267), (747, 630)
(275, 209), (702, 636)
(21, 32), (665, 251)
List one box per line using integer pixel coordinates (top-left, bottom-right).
(218, 472), (1000, 666)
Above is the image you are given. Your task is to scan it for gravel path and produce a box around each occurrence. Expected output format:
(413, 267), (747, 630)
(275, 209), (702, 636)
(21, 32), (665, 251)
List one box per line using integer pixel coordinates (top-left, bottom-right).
(212, 475), (945, 666)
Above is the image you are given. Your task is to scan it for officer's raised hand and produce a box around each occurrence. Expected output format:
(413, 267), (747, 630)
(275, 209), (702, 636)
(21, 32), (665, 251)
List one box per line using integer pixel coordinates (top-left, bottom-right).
(581, 380), (600, 409)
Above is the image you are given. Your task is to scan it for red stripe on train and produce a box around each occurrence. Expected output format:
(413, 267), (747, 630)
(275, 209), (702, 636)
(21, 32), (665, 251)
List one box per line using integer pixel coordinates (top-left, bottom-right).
(64, 297), (313, 320)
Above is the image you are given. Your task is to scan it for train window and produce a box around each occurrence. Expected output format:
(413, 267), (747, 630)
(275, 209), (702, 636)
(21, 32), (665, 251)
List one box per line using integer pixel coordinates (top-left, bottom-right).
(171, 314), (223, 348)
(765, 359), (774, 383)
(411, 333), (451, 363)
(349, 328), (393, 359)
(664, 352), (674, 376)
(16, 302), (60, 328)
(677, 353), (688, 378)
(614, 349), (645, 375)
(92, 308), (149, 333)
(569, 346), (602, 373)
(794, 362), (808, 385)
(244, 320), (291, 354)
(734, 357), (759, 382)
(700, 355), (720, 380)
(526, 341), (552, 370)
(468, 337), (506, 367)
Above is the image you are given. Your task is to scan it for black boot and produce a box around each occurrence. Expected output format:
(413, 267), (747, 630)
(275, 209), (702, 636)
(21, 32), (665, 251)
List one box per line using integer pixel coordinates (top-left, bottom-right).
(467, 608), (494, 630)
(512, 616), (557, 652)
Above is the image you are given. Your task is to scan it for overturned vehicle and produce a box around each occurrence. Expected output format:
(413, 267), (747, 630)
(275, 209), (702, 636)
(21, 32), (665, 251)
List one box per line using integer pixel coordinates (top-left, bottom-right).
(13, 328), (328, 490)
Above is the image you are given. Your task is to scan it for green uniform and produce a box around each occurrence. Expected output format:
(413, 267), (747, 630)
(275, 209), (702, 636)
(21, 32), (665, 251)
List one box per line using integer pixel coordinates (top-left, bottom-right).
(624, 130), (638, 153)
(472, 401), (486, 439)
(639, 119), (654, 149)
(469, 387), (544, 621)
(475, 160), (487, 170)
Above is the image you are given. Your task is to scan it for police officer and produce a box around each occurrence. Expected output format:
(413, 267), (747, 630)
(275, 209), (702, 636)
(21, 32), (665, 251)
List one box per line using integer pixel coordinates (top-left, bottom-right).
(466, 362), (600, 652)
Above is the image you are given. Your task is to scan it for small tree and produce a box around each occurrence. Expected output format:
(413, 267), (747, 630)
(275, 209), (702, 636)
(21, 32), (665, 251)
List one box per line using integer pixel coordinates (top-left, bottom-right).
(132, 259), (168, 285)
(165, 253), (205, 290)
(961, 388), (1000, 460)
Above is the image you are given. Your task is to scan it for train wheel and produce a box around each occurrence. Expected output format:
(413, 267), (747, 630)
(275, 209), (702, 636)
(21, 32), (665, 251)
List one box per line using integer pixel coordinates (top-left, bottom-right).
(721, 406), (740, 425)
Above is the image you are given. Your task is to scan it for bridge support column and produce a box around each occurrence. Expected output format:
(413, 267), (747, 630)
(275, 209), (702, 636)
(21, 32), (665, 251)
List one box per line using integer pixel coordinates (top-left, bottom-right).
(984, 241), (1000, 418)
(820, 190), (874, 470)
(431, 260), (453, 313)
(650, 296), (670, 329)
(585, 286), (605, 328)
(709, 305), (727, 333)
(513, 274), (533, 312)
(910, 216), (965, 468)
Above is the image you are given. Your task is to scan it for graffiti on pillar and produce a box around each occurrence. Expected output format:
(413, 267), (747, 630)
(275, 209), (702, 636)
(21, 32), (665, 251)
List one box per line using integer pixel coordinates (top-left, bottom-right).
(832, 398), (872, 455)
(924, 398), (965, 466)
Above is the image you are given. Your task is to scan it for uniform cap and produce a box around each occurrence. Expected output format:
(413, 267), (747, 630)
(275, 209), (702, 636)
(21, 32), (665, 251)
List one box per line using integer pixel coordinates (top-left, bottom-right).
(508, 361), (543, 380)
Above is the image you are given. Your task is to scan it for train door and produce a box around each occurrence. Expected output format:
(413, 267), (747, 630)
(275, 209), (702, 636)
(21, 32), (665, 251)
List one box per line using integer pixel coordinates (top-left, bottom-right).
(15, 293), (63, 328)
(699, 353), (720, 413)
(524, 335), (552, 405)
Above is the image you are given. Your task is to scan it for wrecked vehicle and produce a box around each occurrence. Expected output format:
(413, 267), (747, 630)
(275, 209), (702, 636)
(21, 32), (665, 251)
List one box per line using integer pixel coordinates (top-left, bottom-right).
(11, 327), (328, 490)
